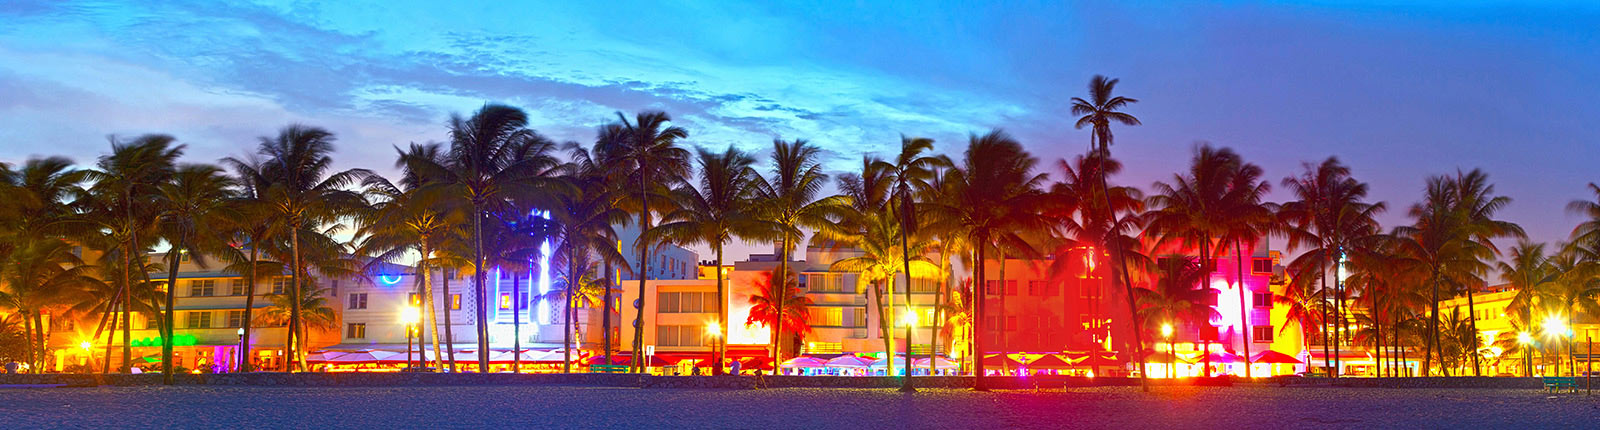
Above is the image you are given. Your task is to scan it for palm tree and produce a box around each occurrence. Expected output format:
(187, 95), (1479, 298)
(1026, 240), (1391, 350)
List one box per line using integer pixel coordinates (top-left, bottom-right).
(882, 135), (948, 392)
(746, 269), (812, 362)
(484, 207), (556, 372)
(356, 143), (468, 371)
(1070, 75), (1146, 390)
(85, 134), (182, 372)
(753, 139), (845, 365)
(253, 282), (339, 363)
(1135, 259), (1220, 375)
(254, 125), (367, 371)
(826, 205), (939, 377)
(154, 164), (237, 383)
(647, 146), (770, 375)
(1144, 145), (1237, 369)
(408, 105), (563, 370)
(1449, 169), (1525, 375)
(592, 112), (691, 371)
(0, 238), (95, 371)
(1498, 242), (1559, 334)
(219, 155), (277, 373)
(922, 129), (1049, 390)
(555, 142), (630, 365)
(1280, 157), (1384, 376)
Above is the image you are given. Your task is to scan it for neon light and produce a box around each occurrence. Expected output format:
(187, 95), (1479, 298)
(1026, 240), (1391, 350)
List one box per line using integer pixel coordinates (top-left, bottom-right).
(379, 274), (402, 285)
(537, 210), (551, 324)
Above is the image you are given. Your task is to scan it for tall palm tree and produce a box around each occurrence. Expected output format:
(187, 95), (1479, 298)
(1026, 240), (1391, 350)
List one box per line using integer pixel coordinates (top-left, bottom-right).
(85, 134), (182, 372)
(1144, 145), (1238, 368)
(1135, 258), (1221, 375)
(219, 155), (277, 373)
(922, 129), (1049, 390)
(647, 146), (771, 375)
(753, 139), (845, 365)
(356, 143), (468, 371)
(1215, 152), (1274, 377)
(826, 205), (939, 377)
(593, 112), (691, 371)
(1449, 169), (1524, 375)
(882, 135), (948, 392)
(1280, 157), (1384, 376)
(1048, 153), (1147, 350)
(556, 142), (630, 364)
(1070, 75), (1147, 390)
(154, 164), (237, 383)
(409, 105), (563, 370)
(0, 238), (95, 371)
(254, 125), (367, 371)
(1498, 242), (1559, 334)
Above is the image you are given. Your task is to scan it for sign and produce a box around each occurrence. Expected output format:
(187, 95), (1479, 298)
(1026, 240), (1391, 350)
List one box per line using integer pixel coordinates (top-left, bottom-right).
(645, 345), (655, 356)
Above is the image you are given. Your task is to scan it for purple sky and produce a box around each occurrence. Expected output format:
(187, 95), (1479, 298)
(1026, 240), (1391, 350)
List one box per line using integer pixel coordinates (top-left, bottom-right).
(1, 1), (1596, 262)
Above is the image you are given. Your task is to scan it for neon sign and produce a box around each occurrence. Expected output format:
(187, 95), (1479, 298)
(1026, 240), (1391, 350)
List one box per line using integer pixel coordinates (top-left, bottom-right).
(379, 274), (403, 285)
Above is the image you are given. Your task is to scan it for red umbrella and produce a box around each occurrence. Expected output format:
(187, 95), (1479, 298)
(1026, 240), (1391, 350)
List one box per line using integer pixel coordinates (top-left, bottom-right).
(739, 356), (774, 371)
(584, 354), (630, 365)
(981, 354), (1030, 367)
(1069, 352), (1125, 368)
(1027, 354), (1075, 369)
(1251, 350), (1302, 364)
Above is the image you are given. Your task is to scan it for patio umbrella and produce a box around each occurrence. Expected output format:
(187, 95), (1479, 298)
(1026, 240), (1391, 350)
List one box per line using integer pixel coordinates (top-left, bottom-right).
(305, 351), (348, 363)
(425, 349), (480, 363)
(781, 356), (827, 369)
(584, 354), (630, 366)
(1206, 352), (1240, 363)
(824, 355), (873, 369)
(868, 355), (910, 370)
(1250, 350), (1302, 364)
(739, 356), (774, 371)
(1069, 352), (1124, 368)
(327, 350), (402, 364)
(981, 354), (1030, 367)
(912, 357), (959, 370)
(518, 350), (564, 363)
(1143, 351), (1194, 364)
(1027, 354), (1075, 369)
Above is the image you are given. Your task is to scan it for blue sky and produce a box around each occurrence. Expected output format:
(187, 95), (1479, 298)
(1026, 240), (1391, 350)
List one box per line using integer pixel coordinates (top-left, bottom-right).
(1, 1), (1598, 259)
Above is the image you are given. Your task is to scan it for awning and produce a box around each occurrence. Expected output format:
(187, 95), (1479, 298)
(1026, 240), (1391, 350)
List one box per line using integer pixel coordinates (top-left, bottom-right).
(1027, 354), (1075, 369)
(1252, 350), (1304, 364)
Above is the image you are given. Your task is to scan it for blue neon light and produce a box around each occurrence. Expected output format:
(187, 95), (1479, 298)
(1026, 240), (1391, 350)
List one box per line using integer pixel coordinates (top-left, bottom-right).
(379, 274), (402, 285)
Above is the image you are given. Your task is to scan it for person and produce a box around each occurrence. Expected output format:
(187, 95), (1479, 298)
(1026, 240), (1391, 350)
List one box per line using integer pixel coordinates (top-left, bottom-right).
(729, 360), (742, 376)
(691, 365), (701, 376)
(4, 360), (18, 374)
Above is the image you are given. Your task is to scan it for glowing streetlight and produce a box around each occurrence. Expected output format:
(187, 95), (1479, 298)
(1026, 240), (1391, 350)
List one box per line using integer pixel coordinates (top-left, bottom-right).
(706, 322), (721, 337)
(401, 305), (422, 325)
(1161, 324), (1174, 338)
(900, 307), (919, 327)
(1518, 331), (1533, 377)
(80, 340), (92, 351)
(1161, 323), (1175, 379)
(1544, 316), (1567, 338)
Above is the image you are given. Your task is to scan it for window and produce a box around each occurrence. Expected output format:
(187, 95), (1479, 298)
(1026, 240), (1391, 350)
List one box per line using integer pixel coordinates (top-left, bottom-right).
(451, 294), (461, 310)
(499, 293), (512, 310)
(1252, 258), (1273, 274)
(1006, 316), (1017, 331)
(809, 307), (844, 327)
(655, 325), (706, 347)
(1006, 280), (1018, 296)
(226, 310), (245, 328)
(271, 278), (289, 295)
(1252, 325), (1274, 343)
(188, 279), (216, 297)
(348, 293), (368, 310)
(657, 292), (715, 314)
(179, 252), (190, 262)
(346, 323), (366, 339)
(1252, 292), (1273, 308)
(1081, 283), (1101, 299)
(410, 292), (421, 306)
(145, 315), (159, 330)
(806, 274), (846, 292)
(230, 279), (248, 296)
(985, 280), (1001, 295)
(1027, 280), (1055, 296)
(186, 311), (212, 329)
(846, 308), (867, 328)
(910, 278), (938, 293)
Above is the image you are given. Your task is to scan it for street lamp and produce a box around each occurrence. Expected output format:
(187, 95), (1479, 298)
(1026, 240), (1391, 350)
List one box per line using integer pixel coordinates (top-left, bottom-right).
(1518, 331), (1533, 378)
(1545, 315), (1572, 376)
(235, 328), (245, 373)
(706, 322), (722, 375)
(402, 305), (421, 370)
(1161, 323), (1175, 378)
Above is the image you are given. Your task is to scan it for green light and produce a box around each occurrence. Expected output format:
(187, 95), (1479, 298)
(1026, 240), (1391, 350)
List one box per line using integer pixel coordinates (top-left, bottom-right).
(132, 334), (198, 347)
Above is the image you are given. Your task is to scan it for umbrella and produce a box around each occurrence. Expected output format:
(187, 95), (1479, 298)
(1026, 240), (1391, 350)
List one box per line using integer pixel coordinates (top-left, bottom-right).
(519, 350), (564, 363)
(327, 350), (402, 363)
(739, 356), (774, 370)
(1069, 352), (1124, 368)
(781, 356), (827, 369)
(1027, 354), (1075, 369)
(913, 357), (959, 370)
(424, 349), (481, 363)
(981, 354), (1030, 367)
(1205, 352), (1240, 363)
(824, 355), (873, 368)
(584, 354), (630, 365)
(305, 351), (348, 363)
(868, 355), (910, 369)
(1251, 350), (1302, 364)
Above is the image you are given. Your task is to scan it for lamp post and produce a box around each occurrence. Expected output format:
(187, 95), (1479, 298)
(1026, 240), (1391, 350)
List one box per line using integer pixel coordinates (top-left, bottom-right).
(706, 322), (722, 374)
(235, 328), (245, 373)
(1518, 331), (1532, 378)
(901, 308), (918, 378)
(402, 305), (421, 370)
(1161, 323), (1175, 379)
(1545, 316), (1569, 376)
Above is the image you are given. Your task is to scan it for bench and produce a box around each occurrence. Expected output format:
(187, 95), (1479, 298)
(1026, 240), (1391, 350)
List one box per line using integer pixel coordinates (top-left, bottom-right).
(589, 364), (629, 374)
(1543, 376), (1577, 393)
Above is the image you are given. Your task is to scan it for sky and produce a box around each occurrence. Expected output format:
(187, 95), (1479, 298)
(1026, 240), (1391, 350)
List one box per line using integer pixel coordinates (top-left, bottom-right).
(1, 0), (1597, 263)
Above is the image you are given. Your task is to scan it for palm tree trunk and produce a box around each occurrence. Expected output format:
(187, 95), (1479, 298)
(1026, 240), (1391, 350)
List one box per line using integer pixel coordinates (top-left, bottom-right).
(973, 234), (987, 390)
(1091, 146), (1146, 391)
(630, 188), (650, 373)
(442, 267), (457, 372)
(565, 248), (579, 373)
(773, 235), (789, 365)
(473, 208), (490, 373)
(22, 311), (35, 371)
(163, 247), (181, 384)
(1465, 287), (1481, 376)
(1426, 270), (1440, 376)
(513, 270), (523, 373)
(240, 245), (258, 372)
(873, 279), (893, 377)
(997, 249), (1006, 374)
(1319, 264), (1332, 376)
(715, 246), (726, 376)
(1333, 253), (1346, 377)
(1373, 318), (1383, 378)
(1235, 239), (1252, 378)
(603, 259), (613, 363)
(102, 309), (117, 374)
(421, 247), (442, 370)
(121, 229), (135, 373)
(931, 249), (949, 377)
(288, 225), (303, 372)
